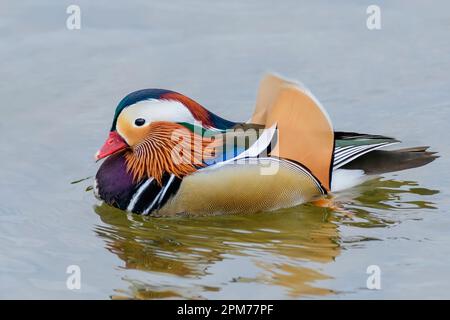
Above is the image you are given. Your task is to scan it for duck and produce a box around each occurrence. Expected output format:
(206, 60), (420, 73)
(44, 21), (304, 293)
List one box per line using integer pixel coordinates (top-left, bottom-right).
(94, 74), (437, 216)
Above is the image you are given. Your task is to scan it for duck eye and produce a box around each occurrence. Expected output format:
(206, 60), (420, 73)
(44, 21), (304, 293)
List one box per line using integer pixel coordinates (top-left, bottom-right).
(134, 118), (146, 127)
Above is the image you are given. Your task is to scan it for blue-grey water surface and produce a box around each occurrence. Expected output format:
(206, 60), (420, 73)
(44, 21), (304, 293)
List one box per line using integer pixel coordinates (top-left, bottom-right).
(0, 0), (449, 299)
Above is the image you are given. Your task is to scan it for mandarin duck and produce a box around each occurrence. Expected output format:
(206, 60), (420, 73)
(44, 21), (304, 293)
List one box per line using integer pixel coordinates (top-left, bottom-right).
(94, 74), (437, 216)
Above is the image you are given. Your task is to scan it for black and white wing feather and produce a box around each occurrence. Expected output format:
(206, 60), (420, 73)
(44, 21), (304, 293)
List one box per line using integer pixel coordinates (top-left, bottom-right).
(333, 132), (399, 169)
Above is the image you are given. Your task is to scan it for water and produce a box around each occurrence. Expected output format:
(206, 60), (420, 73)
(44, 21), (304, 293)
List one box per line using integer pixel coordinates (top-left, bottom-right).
(1, 0), (449, 299)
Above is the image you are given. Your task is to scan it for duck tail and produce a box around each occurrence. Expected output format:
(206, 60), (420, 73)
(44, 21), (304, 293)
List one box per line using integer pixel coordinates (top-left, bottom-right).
(341, 146), (438, 174)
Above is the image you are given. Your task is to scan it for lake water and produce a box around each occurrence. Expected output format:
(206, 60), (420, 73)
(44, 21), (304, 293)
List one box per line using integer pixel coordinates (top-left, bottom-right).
(1, 0), (449, 299)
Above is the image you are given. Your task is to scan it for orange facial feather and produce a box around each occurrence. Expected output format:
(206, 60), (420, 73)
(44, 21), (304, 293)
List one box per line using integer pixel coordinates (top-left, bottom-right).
(124, 121), (217, 185)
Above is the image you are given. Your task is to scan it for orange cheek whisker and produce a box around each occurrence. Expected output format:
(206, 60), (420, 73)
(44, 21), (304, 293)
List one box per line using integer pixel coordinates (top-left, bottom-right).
(124, 121), (213, 186)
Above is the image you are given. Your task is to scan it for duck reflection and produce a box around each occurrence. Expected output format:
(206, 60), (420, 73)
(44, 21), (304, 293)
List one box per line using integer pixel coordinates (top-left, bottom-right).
(336, 177), (439, 228)
(93, 176), (438, 299)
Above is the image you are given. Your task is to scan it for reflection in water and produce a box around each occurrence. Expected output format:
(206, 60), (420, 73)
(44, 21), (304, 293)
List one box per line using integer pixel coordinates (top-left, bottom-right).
(93, 177), (438, 299)
(337, 178), (439, 228)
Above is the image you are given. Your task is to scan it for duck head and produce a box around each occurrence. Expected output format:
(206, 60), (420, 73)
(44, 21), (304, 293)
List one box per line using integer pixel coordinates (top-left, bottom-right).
(95, 89), (235, 183)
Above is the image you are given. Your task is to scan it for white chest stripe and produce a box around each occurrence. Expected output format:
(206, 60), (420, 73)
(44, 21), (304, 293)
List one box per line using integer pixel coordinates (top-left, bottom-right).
(127, 178), (154, 212)
(143, 190), (162, 216)
(142, 174), (176, 215)
(157, 174), (176, 206)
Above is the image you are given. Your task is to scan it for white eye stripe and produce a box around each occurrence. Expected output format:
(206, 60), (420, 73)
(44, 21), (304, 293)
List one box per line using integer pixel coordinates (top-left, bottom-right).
(116, 99), (197, 145)
(122, 99), (196, 124)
